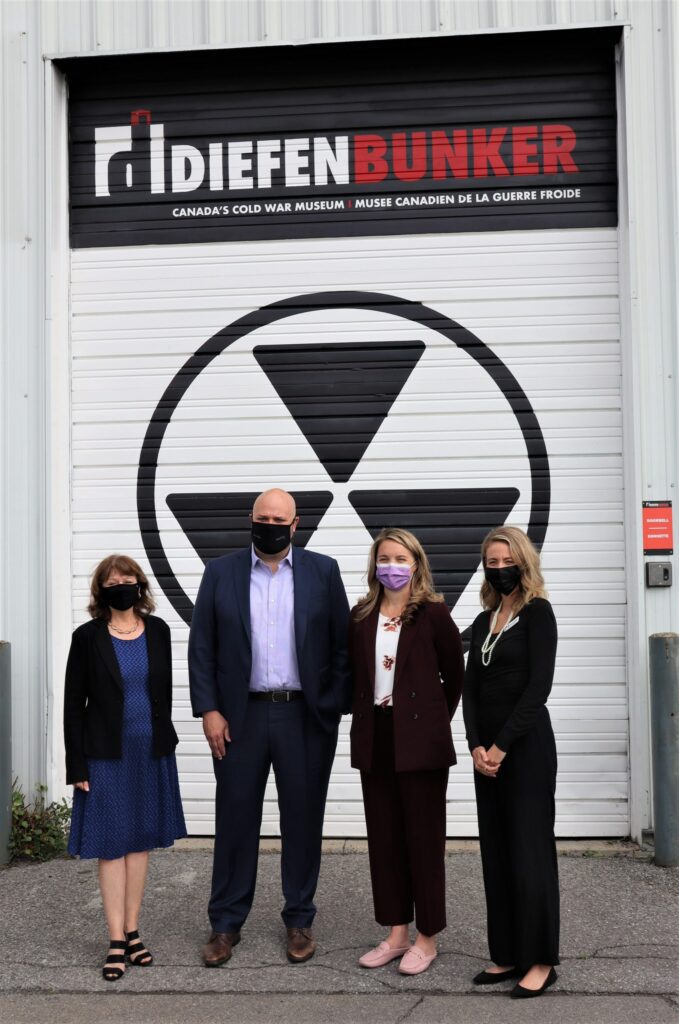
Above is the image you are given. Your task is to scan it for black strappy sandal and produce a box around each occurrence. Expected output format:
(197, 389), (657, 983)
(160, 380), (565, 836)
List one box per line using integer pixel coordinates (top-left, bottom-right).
(102, 940), (127, 981)
(125, 929), (153, 966)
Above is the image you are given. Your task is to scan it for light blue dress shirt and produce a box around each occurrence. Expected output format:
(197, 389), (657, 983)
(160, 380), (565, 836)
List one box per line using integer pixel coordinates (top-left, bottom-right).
(249, 546), (302, 692)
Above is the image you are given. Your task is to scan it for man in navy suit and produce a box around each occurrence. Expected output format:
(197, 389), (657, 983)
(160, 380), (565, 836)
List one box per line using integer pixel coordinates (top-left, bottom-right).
(189, 488), (351, 967)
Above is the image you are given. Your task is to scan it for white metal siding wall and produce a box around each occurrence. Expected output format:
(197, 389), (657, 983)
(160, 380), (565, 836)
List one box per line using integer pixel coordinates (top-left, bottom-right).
(70, 226), (626, 836)
(2, 0), (677, 843)
(37, 0), (630, 53)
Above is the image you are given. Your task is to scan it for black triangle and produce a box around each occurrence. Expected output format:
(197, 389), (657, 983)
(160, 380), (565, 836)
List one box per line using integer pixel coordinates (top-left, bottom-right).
(348, 488), (520, 611)
(166, 491), (334, 565)
(253, 341), (425, 483)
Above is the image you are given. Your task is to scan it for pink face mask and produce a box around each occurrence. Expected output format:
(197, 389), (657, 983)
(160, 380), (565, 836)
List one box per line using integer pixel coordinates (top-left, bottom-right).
(375, 564), (414, 591)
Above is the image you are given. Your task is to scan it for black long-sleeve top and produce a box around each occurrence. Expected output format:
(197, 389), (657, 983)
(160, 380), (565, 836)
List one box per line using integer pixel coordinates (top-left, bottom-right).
(462, 597), (558, 753)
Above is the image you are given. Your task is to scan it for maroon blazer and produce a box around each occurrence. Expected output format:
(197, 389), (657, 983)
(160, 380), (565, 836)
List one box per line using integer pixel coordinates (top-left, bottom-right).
(349, 600), (464, 774)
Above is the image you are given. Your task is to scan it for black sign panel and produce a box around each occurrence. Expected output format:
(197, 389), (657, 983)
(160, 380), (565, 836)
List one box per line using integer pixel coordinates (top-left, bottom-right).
(61, 28), (620, 248)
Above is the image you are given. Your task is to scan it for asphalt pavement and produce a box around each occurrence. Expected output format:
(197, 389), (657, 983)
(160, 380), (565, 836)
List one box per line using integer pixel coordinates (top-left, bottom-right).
(1, 840), (677, 1024)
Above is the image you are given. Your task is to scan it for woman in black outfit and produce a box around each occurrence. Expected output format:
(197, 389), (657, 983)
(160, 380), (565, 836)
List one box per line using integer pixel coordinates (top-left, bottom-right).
(463, 526), (559, 999)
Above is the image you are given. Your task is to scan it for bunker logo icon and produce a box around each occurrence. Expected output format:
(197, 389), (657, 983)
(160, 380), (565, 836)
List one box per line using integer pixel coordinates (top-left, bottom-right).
(137, 291), (550, 626)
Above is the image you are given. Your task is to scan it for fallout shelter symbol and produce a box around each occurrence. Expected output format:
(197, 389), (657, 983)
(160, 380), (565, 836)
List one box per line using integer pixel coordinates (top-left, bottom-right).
(138, 291), (550, 626)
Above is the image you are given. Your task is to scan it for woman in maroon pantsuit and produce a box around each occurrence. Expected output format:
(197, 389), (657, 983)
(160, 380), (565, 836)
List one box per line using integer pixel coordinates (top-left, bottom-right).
(349, 528), (464, 976)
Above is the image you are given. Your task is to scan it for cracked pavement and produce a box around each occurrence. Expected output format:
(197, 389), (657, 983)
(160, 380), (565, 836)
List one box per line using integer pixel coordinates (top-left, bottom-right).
(0, 848), (677, 1022)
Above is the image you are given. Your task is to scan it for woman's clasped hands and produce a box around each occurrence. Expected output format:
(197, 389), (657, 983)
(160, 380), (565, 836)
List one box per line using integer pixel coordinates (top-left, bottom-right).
(472, 744), (507, 778)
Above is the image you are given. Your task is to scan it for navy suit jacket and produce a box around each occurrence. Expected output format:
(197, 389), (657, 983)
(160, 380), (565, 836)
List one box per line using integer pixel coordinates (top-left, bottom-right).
(188, 546), (352, 738)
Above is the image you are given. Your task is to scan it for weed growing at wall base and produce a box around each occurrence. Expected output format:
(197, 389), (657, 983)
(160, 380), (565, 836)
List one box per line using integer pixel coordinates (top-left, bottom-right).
(9, 780), (71, 862)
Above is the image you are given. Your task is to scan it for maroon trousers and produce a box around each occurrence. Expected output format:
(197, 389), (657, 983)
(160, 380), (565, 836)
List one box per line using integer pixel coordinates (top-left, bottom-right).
(360, 708), (449, 937)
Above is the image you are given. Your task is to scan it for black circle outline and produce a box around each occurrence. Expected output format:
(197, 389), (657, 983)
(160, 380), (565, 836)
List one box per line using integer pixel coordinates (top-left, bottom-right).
(137, 290), (551, 624)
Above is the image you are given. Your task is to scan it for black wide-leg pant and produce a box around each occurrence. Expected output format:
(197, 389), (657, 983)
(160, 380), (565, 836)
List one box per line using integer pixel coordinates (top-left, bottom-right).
(474, 708), (560, 969)
(360, 709), (449, 937)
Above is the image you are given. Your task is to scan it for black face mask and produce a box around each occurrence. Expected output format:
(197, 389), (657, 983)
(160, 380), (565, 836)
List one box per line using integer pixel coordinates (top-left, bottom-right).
(484, 565), (522, 596)
(251, 521), (293, 556)
(102, 583), (140, 611)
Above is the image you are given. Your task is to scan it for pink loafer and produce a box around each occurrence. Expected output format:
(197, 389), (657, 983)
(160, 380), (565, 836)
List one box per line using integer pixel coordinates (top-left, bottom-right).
(359, 941), (410, 968)
(398, 946), (438, 975)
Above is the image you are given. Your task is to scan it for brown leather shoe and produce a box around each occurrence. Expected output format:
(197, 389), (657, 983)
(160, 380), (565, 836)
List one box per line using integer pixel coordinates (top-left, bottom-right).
(202, 931), (241, 967)
(286, 926), (316, 964)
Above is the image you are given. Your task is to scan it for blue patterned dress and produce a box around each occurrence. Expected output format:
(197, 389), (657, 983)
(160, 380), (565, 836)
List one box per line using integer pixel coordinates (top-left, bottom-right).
(68, 632), (187, 860)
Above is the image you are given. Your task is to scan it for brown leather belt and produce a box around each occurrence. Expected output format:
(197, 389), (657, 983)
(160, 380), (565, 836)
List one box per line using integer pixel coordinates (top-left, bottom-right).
(248, 690), (304, 703)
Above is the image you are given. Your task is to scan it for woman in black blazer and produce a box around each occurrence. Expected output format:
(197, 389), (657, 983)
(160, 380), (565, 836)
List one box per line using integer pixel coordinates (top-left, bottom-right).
(64, 554), (186, 981)
(349, 528), (464, 976)
(463, 526), (559, 999)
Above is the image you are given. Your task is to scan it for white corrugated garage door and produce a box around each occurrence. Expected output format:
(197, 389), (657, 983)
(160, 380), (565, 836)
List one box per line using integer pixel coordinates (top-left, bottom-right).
(69, 226), (628, 837)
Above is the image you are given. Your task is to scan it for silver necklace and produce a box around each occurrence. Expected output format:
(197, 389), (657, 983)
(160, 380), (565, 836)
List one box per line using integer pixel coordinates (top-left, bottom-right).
(481, 606), (514, 666)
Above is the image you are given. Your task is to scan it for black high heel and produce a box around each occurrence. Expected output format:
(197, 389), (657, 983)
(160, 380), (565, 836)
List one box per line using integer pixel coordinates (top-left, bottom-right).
(125, 929), (153, 966)
(102, 940), (127, 981)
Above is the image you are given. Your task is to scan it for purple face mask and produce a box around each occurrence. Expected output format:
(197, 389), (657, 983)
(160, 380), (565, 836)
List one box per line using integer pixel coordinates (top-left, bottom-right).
(375, 563), (414, 591)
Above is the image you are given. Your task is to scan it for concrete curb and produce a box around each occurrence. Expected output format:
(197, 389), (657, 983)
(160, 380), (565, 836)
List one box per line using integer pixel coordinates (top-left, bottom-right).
(173, 837), (655, 860)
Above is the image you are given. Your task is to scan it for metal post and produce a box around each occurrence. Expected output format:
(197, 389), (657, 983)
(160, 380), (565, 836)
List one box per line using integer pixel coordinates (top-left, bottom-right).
(0, 642), (11, 865)
(649, 633), (679, 866)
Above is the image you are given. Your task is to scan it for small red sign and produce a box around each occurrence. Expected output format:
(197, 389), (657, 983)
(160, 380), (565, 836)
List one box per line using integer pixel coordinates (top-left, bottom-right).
(643, 501), (673, 555)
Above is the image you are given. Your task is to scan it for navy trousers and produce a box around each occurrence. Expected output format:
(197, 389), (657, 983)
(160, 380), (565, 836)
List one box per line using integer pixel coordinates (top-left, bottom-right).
(209, 698), (338, 933)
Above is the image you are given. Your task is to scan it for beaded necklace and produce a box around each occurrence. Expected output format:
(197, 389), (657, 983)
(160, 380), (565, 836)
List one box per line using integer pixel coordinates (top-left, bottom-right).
(480, 606), (515, 667)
